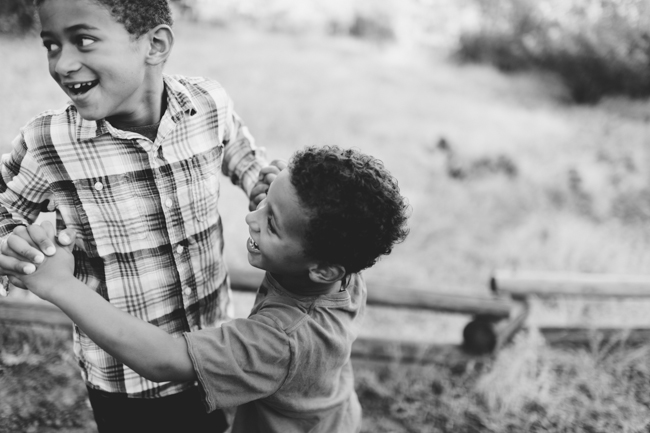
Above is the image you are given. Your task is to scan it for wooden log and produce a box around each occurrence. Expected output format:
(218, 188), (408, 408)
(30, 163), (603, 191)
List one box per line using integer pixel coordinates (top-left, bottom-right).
(229, 267), (512, 317)
(539, 327), (650, 346)
(495, 300), (529, 350)
(491, 270), (650, 299)
(0, 298), (456, 364)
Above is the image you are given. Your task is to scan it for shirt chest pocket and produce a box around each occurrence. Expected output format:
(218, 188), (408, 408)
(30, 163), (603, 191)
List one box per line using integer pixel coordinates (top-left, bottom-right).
(72, 175), (148, 254)
(189, 146), (223, 223)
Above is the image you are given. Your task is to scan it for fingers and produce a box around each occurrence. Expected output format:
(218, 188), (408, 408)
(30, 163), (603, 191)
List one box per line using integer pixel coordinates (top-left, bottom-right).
(270, 159), (287, 171)
(0, 252), (36, 276)
(257, 169), (278, 186)
(249, 183), (269, 199)
(41, 220), (56, 240)
(248, 160), (286, 211)
(57, 228), (77, 252)
(8, 276), (26, 290)
(249, 193), (266, 211)
(2, 229), (43, 265)
(26, 224), (56, 256)
(257, 160), (287, 185)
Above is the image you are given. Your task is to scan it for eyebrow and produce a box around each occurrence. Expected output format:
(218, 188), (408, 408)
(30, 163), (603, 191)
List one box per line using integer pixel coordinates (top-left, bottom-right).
(40, 24), (100, 38)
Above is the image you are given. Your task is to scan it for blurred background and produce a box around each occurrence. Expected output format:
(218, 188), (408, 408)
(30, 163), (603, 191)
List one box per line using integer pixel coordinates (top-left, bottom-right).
(2, 0), (650, 431)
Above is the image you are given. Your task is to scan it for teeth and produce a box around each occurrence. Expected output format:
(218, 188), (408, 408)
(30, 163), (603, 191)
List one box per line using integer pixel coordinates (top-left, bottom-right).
(249, 238), (259, 250)
(67, 81), (97, 92)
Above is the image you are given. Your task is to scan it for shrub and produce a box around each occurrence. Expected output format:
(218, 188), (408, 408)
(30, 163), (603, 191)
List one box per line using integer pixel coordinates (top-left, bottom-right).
(457, 0), (650, 103)
(0, 0), (37, 35)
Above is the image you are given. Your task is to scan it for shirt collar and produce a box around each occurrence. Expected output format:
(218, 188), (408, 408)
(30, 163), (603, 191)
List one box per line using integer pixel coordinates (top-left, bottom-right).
(73, 74), (197, 142)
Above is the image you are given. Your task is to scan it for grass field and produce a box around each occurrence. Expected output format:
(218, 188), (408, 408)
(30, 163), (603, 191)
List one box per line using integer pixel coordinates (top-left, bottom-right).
(2, 14), (650, 433)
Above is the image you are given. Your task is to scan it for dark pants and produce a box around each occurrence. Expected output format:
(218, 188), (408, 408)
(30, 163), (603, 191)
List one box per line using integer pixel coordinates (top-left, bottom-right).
(86, 386), (228, 433)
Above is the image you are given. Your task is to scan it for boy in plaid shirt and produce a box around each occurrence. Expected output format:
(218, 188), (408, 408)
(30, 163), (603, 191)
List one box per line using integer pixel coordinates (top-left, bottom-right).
(0, 0), (279, 431)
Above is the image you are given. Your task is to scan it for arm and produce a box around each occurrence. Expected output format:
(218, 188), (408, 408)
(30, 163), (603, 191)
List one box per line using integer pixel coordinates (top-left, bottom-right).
(0, 132), (73, 285)
(219, 101), (271, 209)
(15, 222), (196, 383)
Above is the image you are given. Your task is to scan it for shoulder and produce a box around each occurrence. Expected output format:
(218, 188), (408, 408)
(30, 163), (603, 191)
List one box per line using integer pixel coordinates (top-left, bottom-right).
(253, 298), (310, 335)
(18, 104), (78, 145)
(165, 74), (231, 106)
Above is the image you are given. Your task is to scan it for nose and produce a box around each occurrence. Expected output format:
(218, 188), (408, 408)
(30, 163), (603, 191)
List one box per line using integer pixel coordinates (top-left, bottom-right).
(245, 209), (261, 232)
(53, 45), (82, 77)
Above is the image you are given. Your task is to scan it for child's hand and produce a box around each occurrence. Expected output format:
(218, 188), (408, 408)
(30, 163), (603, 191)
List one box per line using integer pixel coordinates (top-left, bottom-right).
(11, 221), (76, 301)
(249, 160), (287, 211)
(0, 224), (76, 290)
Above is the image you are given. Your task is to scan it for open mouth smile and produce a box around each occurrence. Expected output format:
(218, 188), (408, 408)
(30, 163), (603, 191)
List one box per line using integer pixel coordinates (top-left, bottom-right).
(65, 80), (99, 95)
(248, 237), (260, 252)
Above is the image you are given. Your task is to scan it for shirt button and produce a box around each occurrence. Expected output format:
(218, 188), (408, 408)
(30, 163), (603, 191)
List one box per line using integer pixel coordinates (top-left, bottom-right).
(94, 182), (103, 191)
(183, 288), (191, 296)
(165, 198), (173, 208)
(176, 245), (184, 254)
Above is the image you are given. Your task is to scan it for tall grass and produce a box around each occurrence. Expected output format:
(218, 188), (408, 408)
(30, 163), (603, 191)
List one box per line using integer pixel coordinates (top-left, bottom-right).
(355, 331), (650, 432)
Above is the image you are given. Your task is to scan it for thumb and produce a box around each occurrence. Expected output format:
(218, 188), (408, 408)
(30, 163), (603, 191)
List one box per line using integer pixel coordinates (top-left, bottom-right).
(57, 228), (77, 252)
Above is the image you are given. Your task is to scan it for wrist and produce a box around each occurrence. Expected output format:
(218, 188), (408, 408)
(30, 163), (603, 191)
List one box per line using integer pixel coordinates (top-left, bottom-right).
(43, 275), (79, 302)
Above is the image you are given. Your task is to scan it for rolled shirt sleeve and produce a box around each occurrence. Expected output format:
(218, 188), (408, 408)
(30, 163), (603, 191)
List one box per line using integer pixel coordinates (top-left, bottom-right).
(220, 99), (267, 198)
(0, 131), (52, 236)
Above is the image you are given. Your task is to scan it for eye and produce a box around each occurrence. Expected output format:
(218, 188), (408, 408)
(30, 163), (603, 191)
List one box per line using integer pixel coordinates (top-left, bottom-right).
(267, 215), (276, 234)
(43, 41), (61, 52)
(77, 36), (95, 47)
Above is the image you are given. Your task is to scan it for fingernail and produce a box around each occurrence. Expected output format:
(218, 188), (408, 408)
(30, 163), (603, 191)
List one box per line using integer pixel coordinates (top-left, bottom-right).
(60, 233), (70, 244)
(34, 254), (44, 264)
(24, 264), (36, 275)
(45, 246), (56, 256)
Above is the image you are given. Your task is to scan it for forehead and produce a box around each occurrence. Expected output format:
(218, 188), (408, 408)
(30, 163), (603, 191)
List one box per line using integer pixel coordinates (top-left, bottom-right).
(38, 0), (122, 33)
(267, 170), (311, 235)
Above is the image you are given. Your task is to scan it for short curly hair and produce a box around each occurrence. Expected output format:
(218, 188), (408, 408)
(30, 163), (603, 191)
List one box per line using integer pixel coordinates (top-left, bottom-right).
(289, 146), (410, 275)
(35, 0), (173, 37)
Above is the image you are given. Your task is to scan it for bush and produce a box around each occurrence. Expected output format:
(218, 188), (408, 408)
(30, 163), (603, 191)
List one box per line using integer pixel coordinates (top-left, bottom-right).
(457, 0), (650, 103)
(0, 0), (37, 35)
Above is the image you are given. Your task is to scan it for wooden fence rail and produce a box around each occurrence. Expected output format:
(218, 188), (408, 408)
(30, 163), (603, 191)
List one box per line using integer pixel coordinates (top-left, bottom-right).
(0, 267), (519, 359)
(491, 270), (650, 299)
(491, 269), (650, 346)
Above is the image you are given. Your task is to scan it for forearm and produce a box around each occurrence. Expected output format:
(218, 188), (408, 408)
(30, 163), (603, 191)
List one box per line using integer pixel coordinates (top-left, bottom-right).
(221, 110), (266, 196)
(46, 277), (196, 382)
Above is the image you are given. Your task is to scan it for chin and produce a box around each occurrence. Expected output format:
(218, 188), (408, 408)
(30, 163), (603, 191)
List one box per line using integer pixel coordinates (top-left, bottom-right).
(246, 255), (264, 271)
(75, 109), (104, 122)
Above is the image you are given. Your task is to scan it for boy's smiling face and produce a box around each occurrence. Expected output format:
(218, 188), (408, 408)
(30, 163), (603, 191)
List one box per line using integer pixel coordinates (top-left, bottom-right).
(245, 170), (314, 277)
(38, 0), (155, 125)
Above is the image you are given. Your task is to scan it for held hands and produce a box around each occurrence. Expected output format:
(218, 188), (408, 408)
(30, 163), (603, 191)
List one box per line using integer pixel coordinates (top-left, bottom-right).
(0, 223), (76, 290)
(249, 159), (287, 211)
(5, 221), (76, 300)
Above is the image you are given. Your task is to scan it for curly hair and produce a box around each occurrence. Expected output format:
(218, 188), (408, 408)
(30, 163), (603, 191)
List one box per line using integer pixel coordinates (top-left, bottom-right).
(289, 146), (410, 275)
(35, 0), (173, 37)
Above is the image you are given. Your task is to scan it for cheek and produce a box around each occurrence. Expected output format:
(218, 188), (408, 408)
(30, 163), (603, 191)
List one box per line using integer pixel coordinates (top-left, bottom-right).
(48, 60), (58, 80)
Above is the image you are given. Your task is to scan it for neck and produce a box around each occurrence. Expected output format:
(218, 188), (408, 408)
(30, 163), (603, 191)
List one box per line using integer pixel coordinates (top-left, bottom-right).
(107, 73), (166, 129)
(272, 273), (341, 296)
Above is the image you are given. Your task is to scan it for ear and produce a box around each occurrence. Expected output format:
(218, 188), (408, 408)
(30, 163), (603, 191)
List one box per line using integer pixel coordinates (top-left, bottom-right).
(144, 25), (174, 66)
(308, 263), (346, 285)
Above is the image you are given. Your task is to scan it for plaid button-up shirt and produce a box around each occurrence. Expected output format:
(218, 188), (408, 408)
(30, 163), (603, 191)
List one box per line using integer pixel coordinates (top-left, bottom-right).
(0, 75), (265, 397)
